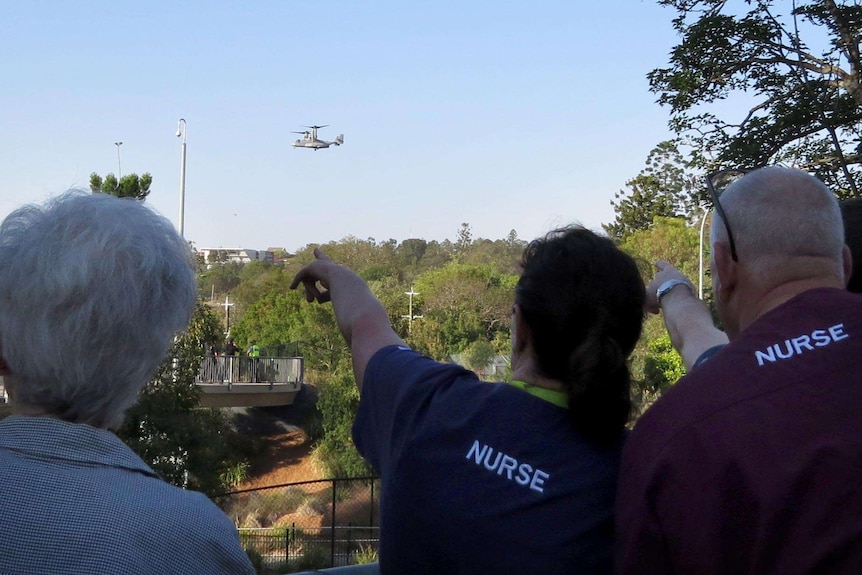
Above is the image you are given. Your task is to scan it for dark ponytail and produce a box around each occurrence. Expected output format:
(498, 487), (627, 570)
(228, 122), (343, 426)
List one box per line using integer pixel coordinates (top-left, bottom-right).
(517, 227), (645, 444)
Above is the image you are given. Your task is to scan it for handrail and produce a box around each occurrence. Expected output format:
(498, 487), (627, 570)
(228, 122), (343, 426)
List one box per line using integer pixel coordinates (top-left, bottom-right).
(195, 355), (304, 385)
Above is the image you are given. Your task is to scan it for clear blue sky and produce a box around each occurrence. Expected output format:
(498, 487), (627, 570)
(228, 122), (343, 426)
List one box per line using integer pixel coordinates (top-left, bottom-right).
(0, 1), (683, 252)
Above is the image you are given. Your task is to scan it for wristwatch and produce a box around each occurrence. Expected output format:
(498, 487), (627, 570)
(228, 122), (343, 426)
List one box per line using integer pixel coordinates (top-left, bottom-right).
(656, 278), (694, 304)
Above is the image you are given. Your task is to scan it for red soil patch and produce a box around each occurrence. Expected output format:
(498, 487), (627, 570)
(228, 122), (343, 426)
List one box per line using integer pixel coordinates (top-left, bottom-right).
(240, 428), (325, 491)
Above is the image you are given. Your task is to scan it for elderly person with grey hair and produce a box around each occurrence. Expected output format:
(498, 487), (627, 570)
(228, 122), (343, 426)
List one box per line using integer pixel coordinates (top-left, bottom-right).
(616, 167), (862, 574)
(0, 192), (255, 574)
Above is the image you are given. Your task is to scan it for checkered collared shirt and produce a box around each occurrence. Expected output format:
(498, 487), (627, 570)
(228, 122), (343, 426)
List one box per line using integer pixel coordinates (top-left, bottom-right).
(0, 415), (255, 574)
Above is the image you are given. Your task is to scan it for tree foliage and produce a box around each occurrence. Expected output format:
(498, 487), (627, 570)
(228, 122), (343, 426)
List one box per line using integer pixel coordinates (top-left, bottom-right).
(642, 333), (687, 401)
(410, 262), (517, 359)
(605, 141), (699, 240)
(619, 217), (704, 412)
(650, 0), (862, 197)
(95, 169), (253, 495)
(90, 172), (153, 200)
(215, 228), (525, 477)
(117, 301), (255, 496)
(621, 216), (703, 281)
(311, 359), (371, 478)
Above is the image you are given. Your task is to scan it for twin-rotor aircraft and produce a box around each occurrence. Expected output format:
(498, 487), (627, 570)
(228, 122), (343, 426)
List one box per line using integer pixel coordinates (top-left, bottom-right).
(292, 125), (344, 151)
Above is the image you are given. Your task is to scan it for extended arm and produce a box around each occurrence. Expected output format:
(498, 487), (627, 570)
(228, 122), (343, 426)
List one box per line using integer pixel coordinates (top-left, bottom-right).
(290, 249), (404, 388)
(647, 261), (728, 370)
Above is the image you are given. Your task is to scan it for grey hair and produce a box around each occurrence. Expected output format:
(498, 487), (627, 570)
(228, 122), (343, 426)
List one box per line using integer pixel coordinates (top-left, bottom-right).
(0, 191), (197, 429)
(712, 167), (844, 266)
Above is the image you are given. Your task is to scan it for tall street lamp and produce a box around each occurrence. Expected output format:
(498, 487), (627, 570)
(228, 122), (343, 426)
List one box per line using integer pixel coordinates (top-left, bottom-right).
(221, 295), (234, 336)
(176, 119), (187, 237)
(114, 142), (123, 178)
(402, 286), (423, 334)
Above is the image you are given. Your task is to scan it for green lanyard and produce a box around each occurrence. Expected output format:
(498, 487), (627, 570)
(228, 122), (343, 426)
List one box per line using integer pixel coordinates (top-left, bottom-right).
(507, 380), (568, 409)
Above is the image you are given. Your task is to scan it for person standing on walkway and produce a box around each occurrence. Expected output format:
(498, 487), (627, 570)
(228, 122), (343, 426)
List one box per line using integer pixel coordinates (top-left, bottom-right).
(222, 337), (239, 382)
(247, 340), (260, 383)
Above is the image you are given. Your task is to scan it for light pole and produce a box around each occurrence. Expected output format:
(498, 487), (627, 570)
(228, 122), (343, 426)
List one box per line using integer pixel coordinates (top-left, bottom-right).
(176, 119), (187, 237)
(114, 142), (123, 178)
(402, 286), (423, 334)
(698, 208), (711, 299)
(221, 295), (234, 336)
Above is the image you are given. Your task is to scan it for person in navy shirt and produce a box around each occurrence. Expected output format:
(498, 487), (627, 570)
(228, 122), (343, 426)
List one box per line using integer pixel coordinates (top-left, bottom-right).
(291, 226), (646, 574)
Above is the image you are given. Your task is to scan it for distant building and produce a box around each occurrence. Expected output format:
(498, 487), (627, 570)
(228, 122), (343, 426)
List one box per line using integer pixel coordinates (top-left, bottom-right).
(198, 248), (274, 268)
(266, 247), (291, 264)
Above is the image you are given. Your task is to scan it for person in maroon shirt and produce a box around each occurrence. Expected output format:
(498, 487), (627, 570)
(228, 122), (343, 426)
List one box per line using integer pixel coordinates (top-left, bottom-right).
(616, 167), (862, 574)
(643, 198), (862, 371)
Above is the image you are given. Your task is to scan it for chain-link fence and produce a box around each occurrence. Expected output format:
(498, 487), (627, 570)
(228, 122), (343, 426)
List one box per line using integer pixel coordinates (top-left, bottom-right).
(215, 477), (380, 574)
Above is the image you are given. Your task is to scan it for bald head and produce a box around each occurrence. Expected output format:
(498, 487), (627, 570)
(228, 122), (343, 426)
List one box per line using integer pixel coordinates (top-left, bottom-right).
(712, 167), (844, 265)
(709, 167), (848, 337)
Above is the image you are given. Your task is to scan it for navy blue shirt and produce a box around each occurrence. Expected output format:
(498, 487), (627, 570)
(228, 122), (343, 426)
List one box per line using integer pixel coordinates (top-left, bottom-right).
(353, 346), (624, 574)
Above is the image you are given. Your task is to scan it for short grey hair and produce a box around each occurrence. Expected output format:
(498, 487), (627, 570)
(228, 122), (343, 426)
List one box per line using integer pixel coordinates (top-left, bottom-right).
(712, 167), (844, 266)
(0, 191), (197, 428)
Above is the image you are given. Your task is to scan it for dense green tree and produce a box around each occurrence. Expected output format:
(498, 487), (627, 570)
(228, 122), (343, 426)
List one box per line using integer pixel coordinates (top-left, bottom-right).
(395, 238), (429, 270)
(90, 172), (153, 200)
(117, 301), (255, 496)
(311, 358), (372, 478)
(411, 262), (517, 359)
(420, 239), (456, 271)
(640, 333), (687, 408)
(315, 236), (397, 278)
(455, 222), (473, 255)
(231, 289), (346, 371)
(605, 141), (699, 240)
(199, 261), (244, 302)
(460, 235), (526, 274)
(92, 171), (253, 494)
(618, 217), (705, 413)
(465, 340), (498, 375)
(650, 0), (862, 197)
(620, 216), (703, 282)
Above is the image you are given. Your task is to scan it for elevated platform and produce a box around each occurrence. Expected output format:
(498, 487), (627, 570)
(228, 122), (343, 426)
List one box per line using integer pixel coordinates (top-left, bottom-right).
(197, 381), (302, 408)
(194, 356), (305, 408)
(0, 357), (306, 414)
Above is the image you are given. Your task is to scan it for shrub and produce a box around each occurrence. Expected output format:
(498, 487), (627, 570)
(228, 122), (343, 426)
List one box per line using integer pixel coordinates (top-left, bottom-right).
(354, 543), (378, 565)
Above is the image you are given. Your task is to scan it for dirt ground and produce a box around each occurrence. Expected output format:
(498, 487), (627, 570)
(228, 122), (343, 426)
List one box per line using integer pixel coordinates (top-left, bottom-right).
(224, 386), (379, 532)
(233, 384), (325, 490)
(241, 428), (324, 490)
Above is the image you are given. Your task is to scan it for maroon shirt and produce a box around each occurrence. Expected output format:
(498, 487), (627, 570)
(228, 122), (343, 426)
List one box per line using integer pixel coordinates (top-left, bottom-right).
(616, 288), (862, 574)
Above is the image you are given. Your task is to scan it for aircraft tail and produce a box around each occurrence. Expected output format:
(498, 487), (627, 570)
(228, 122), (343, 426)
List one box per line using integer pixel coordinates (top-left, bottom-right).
(335, 134), (344, 146)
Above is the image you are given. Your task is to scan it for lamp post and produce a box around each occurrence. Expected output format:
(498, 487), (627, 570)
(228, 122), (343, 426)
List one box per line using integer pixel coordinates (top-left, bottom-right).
(698, 208), (711, 299)
(221, 295), (234, 336)
(176, 119), (187, 237)
(114, 142), (123, 178)
(402, 286), (423, 334)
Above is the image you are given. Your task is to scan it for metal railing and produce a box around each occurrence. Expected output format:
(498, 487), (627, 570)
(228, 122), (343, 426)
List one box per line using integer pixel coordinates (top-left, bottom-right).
(240, 525), (379, 573)
(215, 477), (380, 574)
(196, 356), (304, 385)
